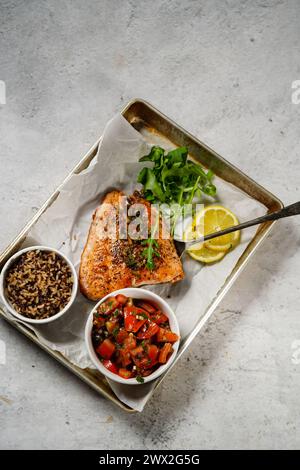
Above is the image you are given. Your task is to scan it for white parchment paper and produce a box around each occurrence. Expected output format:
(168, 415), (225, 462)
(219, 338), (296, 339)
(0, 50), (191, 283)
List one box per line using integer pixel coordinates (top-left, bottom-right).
(0, 114), (266, 411)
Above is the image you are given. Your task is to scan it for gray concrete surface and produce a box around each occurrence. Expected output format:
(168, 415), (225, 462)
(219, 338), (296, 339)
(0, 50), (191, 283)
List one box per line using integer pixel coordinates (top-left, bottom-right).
(1, 0), (300, 450)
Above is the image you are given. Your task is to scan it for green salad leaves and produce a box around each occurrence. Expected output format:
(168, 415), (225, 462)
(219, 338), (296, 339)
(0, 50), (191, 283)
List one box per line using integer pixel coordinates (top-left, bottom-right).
(137, 146), (216, 205)
(136, 146), (217, 270)
(141, 238), (160, 271)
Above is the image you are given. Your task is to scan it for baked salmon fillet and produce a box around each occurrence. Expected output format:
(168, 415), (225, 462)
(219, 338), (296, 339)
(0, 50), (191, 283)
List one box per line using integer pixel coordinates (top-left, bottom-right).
(79, 190), (184, 300)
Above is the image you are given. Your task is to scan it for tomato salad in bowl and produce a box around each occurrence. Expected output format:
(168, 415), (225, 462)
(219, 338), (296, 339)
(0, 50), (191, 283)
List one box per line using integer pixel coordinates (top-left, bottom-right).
(85, 288), (180, 384)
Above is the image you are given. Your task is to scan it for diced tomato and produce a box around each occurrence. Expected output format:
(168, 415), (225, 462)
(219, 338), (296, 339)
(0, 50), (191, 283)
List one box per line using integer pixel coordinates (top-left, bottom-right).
(93, 295), (178, 379)
(116, 338), (135, 367)
(119, 349), (132, 367)
(123, 334), (137, 351)
(151, 310), (168, 325)
(105, 319), (119, 334)
(138, 357), (157, 369)
(130, 346), (146, 368)
(158, 343), (173, 363)
(130, 346), (144, 358)
(156, 328), (179, 343)
(93, 314), (106, 328)
(96, 338), (115, 359)
(136, 301), (157, 314)
(102, 360), (118, 374)
(147, 344), (159, 362)
(116, 328), (128, 344)
(119, 368), (133, 379)
(137, 320), (159, 339)
(134, 345), (159, 370)
(97, 297), (119, 316)
(115, 294), (128, 305)
(124, 305), (147, 333)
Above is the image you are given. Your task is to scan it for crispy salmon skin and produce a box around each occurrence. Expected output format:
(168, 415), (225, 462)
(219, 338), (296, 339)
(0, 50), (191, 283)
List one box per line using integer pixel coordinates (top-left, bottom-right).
(79, 190), (184, 300)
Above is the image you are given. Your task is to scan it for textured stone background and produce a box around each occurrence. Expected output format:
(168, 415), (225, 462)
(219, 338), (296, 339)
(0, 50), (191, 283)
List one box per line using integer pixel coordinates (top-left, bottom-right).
(1, 0), (300, 449)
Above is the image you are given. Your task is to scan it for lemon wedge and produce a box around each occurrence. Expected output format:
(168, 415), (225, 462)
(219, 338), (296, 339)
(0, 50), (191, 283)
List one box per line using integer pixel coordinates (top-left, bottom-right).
(185, 205), (240, 262)
(187, 242), (226, 263)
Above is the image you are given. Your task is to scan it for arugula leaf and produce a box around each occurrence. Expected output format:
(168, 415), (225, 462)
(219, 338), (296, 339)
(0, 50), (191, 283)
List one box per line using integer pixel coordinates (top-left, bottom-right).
(165, 147), (188, 165)
(139, 208), (161, 270)
(137, 166), (148, 184)
(136, 375), (145, 383)
(137, 146), (216, 269)
(141, 238), (160, 270)
(143, 168), (166, 201)
(138, 146), (217, 234)
(139, 146), (164, 164)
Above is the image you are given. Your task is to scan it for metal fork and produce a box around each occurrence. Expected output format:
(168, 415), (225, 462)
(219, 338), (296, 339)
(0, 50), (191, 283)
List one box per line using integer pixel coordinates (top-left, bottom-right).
(175, 201), (300, 256)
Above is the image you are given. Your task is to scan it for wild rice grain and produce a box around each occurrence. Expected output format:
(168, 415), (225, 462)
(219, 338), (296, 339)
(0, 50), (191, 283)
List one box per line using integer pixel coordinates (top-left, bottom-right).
(5, 250), (73, 320)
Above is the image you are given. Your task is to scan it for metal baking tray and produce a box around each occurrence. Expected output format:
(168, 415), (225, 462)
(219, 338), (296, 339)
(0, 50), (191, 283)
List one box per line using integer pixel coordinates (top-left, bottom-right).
(0, 99), (283, 412)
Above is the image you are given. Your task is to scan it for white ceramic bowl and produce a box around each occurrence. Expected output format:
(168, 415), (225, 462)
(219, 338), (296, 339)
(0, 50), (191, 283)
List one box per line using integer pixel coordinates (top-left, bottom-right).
(85, 288), (180, 385)
(0, 245), (78, 324)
